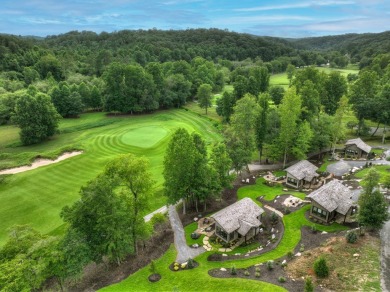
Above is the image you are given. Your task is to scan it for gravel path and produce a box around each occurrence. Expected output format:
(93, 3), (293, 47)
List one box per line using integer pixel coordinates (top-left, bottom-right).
(168, 205), (205, 264)
(381, 207), (390, 292)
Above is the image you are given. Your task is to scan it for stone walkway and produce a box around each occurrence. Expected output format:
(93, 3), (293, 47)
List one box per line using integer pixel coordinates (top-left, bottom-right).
(263, 205), (284, 218)
(168, 205), (206, 264)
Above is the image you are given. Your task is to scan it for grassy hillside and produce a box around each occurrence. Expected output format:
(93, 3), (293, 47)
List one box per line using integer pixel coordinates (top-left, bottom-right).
(0, 110), (222, 245)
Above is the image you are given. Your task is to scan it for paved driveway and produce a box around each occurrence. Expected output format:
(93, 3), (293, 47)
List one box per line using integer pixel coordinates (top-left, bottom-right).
(168, 205), (206, 263)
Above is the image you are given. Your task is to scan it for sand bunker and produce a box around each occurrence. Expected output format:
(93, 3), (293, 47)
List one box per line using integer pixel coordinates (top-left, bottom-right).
(0, 151), (83, 175)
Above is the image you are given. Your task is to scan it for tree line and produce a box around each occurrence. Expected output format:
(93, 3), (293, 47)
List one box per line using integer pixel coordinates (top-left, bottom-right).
(216, 64), (390, 170)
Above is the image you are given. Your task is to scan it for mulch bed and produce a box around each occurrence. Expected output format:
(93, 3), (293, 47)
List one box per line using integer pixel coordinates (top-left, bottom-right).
(148, 273), (161, 282)
(168, 260), (200, 271)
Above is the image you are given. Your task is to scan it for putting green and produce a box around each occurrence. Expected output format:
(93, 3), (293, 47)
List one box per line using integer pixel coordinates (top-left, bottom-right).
(121, 126), (168, 148)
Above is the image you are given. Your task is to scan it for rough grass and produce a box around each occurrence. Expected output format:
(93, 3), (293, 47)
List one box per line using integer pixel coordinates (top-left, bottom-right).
(285, 235), (381, 291)
(183, 101), (222, 122)
(0, 110), (222, 245)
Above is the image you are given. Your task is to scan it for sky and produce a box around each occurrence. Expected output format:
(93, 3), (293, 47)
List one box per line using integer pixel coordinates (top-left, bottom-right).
(0, 0), (389, 38)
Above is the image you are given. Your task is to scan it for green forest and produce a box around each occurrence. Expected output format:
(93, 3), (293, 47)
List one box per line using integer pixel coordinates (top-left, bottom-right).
(0, 28), (389, 291)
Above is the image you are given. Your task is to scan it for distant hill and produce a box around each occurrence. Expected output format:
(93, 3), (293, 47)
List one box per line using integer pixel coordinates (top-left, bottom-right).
(287, 31), (390, 60)
(0, 29), (389, 74)
(42, 28), (295, 62)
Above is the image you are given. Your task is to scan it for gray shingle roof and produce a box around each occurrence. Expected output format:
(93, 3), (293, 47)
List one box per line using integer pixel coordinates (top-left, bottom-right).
(285, 160), (319, 181)
(307, 180), (355, 215)
(211, 198), (264, 235)
(345, 138), (372, 154)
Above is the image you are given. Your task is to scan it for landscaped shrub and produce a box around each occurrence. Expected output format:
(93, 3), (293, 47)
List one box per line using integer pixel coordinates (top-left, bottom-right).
(314, 257), (329, 278)
(278, 276), (286, 283)
(287, 251), (293, 258)
(173, 262), (179, 271)
(255, 267), (261, 273)
(187, 258), (194, 269)
(149, 260), (157, 274)
(304, 277), (314, 292)
(311, 225), (317, 233)
(284, 207), (291, 215)
(300, 243), (305, 252)
(346, 231), (358, 243)
(244, 270), (250, 276)
(231, 265), (237, 275)
(267, 260), (274, 271)
(255, 271), (261, 277)
(270, 212), (279, 224)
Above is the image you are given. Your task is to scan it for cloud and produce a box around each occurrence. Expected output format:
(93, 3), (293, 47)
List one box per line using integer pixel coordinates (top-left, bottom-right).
(235, 0), (355, 12)
(214, 15), (314, 26)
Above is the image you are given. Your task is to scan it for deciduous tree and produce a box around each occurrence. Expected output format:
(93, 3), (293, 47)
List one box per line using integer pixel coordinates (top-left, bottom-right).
(278, 87), (302, 167)
(358, 168), (389, 230)
(105, 154), (154, 254)
(197, 83), (213, 115)
(13, 90), (60, 145)
(163, 128), (196, 214)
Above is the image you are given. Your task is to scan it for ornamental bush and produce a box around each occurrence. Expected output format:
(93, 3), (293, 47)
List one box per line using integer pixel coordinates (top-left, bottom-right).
(346, 231), (358, 243)
(267, 260), (274, 271)
(304, 277), (314, 292)
(314, 257), (329, 278)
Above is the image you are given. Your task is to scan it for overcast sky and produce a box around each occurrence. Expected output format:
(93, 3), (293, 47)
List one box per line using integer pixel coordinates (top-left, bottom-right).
(1, 0), (389, 38)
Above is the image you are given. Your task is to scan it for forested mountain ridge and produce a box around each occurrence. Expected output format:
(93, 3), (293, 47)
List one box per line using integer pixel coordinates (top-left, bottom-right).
(288, 31), (390, 62)
(43, 29), (294, 62)
(1, 29), (389, 75)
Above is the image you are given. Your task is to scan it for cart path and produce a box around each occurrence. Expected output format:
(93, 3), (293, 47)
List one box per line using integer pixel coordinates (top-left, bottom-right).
(168, 205), (206, 264)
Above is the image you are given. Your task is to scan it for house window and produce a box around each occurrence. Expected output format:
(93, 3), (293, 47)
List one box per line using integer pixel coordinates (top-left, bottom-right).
(287, 177), (297, 184)
(216, 226), (228, 241)
(312, 206), (327, 218)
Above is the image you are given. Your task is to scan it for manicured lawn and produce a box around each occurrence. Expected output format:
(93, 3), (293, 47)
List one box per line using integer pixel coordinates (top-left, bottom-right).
(237, 177), (306, 203)
(354, 165), (390, 181)
(270, 73), (289, 89)
(100, 245), (287, 292)
(0, 109), (222, 245)
(316, 66), (359, 77)
(318, 155), (337, 172)
(184, 222), (204, 246)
